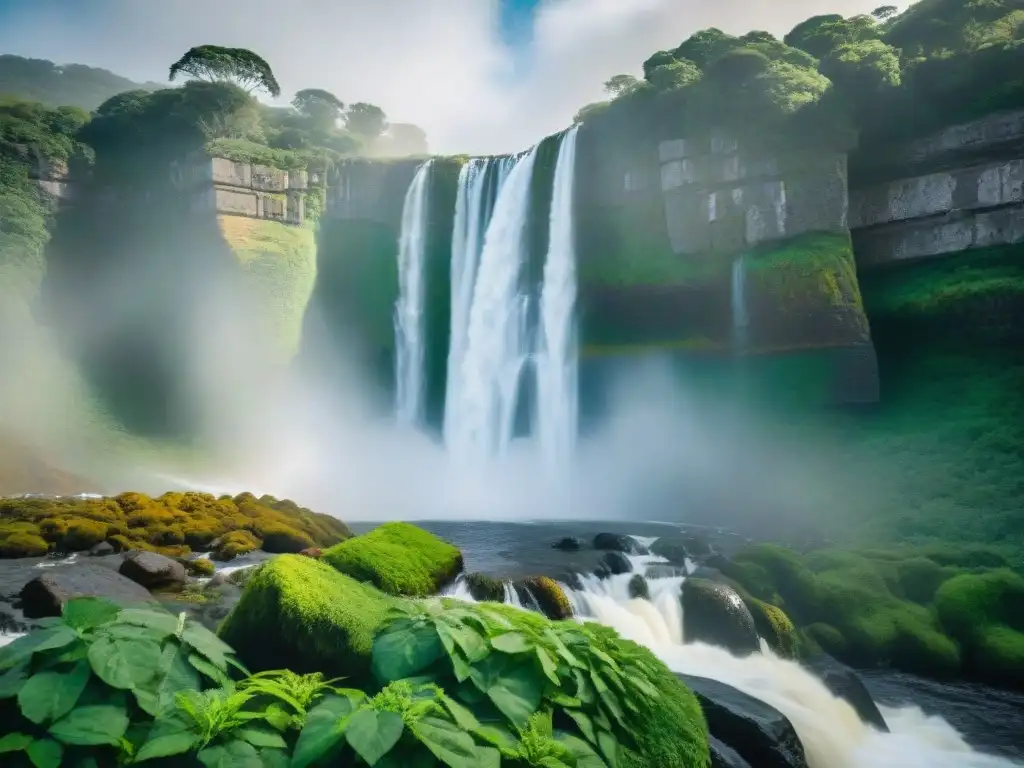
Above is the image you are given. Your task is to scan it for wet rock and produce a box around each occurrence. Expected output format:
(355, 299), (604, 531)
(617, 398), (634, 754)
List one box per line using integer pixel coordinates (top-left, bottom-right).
(645, 564), (686, 580)
(552, 537), (582, 552)
(690, 566), (727, 582)
(89, 541), (115, 557)
(519, 576), (573, 619)
(465, 572), (504, 602)
(593, 533), (647, 554)
(119, 551), (187, 591)
(678, 674), (808, 768)
(599, 551), (632, 576)
(650, 537), (690, 565)
(627, 574), (650, 600)
(709, 735), (752, 768)
(681, 578), (760, 656)
(804, 653), (889, 732)
(19, 565), (155, 618)
(682, 534), (713, 557)
(206, 572), (229, 589)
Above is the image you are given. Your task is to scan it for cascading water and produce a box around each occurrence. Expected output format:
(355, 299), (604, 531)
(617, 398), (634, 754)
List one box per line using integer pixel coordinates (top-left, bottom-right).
(394, 159), (433, 426)
(446, 147), (540, 461)
(535, 126), (581, 466)
(446, 546), (1019, 768)
(731, 254), (748, 351)
(444, 157), (516, 448)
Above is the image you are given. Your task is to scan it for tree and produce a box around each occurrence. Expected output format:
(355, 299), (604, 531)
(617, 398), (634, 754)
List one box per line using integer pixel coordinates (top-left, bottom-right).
(642, 50), (676, 81)
(291, 88), (344, 132)
(344, 102), (388, 139)
(872, 6), (898, 20)
(706, 48), (772, 84)
(648, 59), (702, 91)
(784, 14), (880, 59)
(168, 45), (281, 98)
(821, 39), (902, 96)
(603, 74), (640, 96)
(674, 28), (739, 68)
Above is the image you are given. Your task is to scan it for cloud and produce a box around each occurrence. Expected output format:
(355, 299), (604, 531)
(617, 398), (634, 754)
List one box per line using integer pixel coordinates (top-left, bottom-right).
(1, 0), (903, 154)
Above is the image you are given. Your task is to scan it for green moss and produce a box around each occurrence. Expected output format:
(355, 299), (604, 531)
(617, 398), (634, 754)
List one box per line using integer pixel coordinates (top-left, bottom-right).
(935, 570), (1024, 688)
(212, 530), (260, 561)
(217, 217), (317, 358)
(748, 599), (800, 658)
(520, 576), (573, 619)
(464, 572), (504, 602)
(183, 557), (216, 577)
(322, 522), (463, 597)
(804, 622), (848, 656)
(218, 554), (396, 683)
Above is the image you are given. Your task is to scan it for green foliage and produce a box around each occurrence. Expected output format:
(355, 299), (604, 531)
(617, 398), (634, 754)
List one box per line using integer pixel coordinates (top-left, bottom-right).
(217, 555), (396, 683)
(364, 599), (709, 768)
(0, 597), (246, 764)
(168, 45), (281, 98)
(291, 88), (345, 133)
(322, 522), (464, 597)
(345, 102), (389, 141)
(603, 75), (642, 97)
(784, 14), (881, 59)
(0, 490), (350, 560)
(647, 60), (702, 91)
(820, 39), (901, 102)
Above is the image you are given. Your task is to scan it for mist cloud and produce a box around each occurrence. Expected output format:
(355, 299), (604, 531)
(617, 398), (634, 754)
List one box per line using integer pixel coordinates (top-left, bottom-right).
(3, 0), (902, 154)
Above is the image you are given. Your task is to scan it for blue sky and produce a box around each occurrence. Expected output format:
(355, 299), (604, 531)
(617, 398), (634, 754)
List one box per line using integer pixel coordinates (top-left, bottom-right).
(0, 0), (899, 154)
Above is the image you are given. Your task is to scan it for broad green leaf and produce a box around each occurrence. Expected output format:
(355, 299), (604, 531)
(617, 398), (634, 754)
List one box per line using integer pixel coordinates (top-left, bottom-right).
(491, 632), (532, 654)
(474, 660), (544, 730)
(98, 623), (169, 643)
(371, 626), (443, 683)
(555, 732), (607, 768)
(535, 647), (560, 685)
(196, 740), (261, 768)
(134, 717), (199, 763)
(598, 688), (626, 730)
(48, 705), (129, 746)
(187, 653), (230, 687)
(446, 623), (489, 662)
(0, 732), (32, 752)
(134, 645), (201, 716)
(440, 693), (479, 731)
(0, 626), (77, 670)
(563, 709), (597, 746)
(596, 729), (619, 768)
(62, 599), (120, 633)
(0, 659), (31, 698)
(18, 661), (91, 724)
(87, 636), (161, 690)
(476, 745), (502, 768)
(26, 738), (62, 768)
(235, 727), (287, 749)
(473, 724), (516, 750)
(263, 703), (292, 731)
(181, 625), (235, 670)
(116, 609), (179, 637)
(290, 695), (353, 768)
(255, 748), (290, 768)
(344, 709), (404, 765)
(410, 716), (479, 768)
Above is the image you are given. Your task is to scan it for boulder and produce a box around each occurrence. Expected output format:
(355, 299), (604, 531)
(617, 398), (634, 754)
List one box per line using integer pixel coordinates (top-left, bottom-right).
(119, 551), (187, 591)
(628, 574), (650, 600)
(646, 564), (687, 580)
(593, 533), (647, 554)
(709, 735), (752, 768)
(206, 572), (229, 589)
(518, 576), (573, 619)
(678, 674), (808, 768)
(650, 537), (690, 565)
(465, 572), (504, 602)
(681, 578), (760, 656)
(682, 534), (713, 557)
(552, 537), (582, 551)
(19, 565), (154, 618)
(600, 551), (632, 576)
(804, 653), (889, 732)
(88, 541), (115, 557)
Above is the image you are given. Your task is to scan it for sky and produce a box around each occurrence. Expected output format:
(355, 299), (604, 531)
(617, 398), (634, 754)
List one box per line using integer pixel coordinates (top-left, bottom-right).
(0, 0), (904, 155)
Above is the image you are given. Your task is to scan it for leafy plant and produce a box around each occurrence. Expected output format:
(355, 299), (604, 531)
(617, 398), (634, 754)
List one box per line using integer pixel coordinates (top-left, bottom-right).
(0, 597), (246, 765)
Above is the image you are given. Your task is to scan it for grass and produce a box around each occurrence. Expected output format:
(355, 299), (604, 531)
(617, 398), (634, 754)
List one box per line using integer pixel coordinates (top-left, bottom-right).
(321, 521), (463, 597)
(217, 216), (318, 359)
(217, 554), (396, 684)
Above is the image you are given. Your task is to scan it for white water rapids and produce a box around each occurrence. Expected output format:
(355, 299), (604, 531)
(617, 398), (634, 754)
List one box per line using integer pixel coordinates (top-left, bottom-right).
(445, 546), (1019, 768)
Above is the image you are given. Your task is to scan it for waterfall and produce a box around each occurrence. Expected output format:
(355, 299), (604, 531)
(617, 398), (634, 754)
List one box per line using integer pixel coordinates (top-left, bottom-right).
(444, 157), (516, 448)
(731, 254), (749, 351)
(535, 126), (580, 466)
(446, 147), (540, 461)
(394, 160), (433, 426)
(446, 551), (1018, 768)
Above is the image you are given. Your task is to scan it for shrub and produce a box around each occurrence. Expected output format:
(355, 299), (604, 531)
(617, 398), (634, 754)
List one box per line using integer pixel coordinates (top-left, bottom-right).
(322, 522), (463, 597)
(0, 532), (49, 557)
(212, 530), (261, 561)
(59, 518), (107, 551)
(260, 525), (315, 554)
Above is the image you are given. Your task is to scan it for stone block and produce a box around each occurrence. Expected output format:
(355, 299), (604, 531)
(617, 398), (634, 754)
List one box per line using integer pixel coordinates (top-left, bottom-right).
(664, 189), (712, 254)
(210, 157), (251, 189)
(659, 139), (691, 162)
(212, 187), (259, 218)
(906, 109), (1024, 165)
(743, 181), (787, 246)
(849, 172), (955, 228)
(250, 165), (288, 192)
(785, 170), (848, 236)
(260, 193), (286, 220)
(974, 160), (1024, 207)
(288, 170), (309, 190)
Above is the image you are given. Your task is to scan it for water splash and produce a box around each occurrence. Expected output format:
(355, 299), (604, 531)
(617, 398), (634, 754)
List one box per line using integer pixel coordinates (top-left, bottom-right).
(394, 160), (434, 427)
(535, 126), (581, 467)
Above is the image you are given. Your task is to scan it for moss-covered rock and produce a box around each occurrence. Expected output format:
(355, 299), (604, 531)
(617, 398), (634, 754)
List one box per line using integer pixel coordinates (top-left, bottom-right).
(747, 598), (799, 659)
(520, 575), (573, 619)
(322, 522), (462, 597)
(935, 569), (1024, 689)
(218, 554), (395, 683)
(464, 572), (504, 602)
(182, 557), (215, 577)
(212, 530), (261, 561)
(681, 578), (761, 656)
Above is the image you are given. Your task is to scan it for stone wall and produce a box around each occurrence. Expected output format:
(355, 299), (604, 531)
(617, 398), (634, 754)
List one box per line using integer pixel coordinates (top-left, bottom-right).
(325, 159), (422, 227)
(850, 110), (1024, 267)
(171, 156), (309, 225)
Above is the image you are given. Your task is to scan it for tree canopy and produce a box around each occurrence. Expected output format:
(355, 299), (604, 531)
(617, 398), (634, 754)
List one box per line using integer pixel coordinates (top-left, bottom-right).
(168, 46), (281, 98)
(291, 88), (345, 132)
(344, 102), (388, 140)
